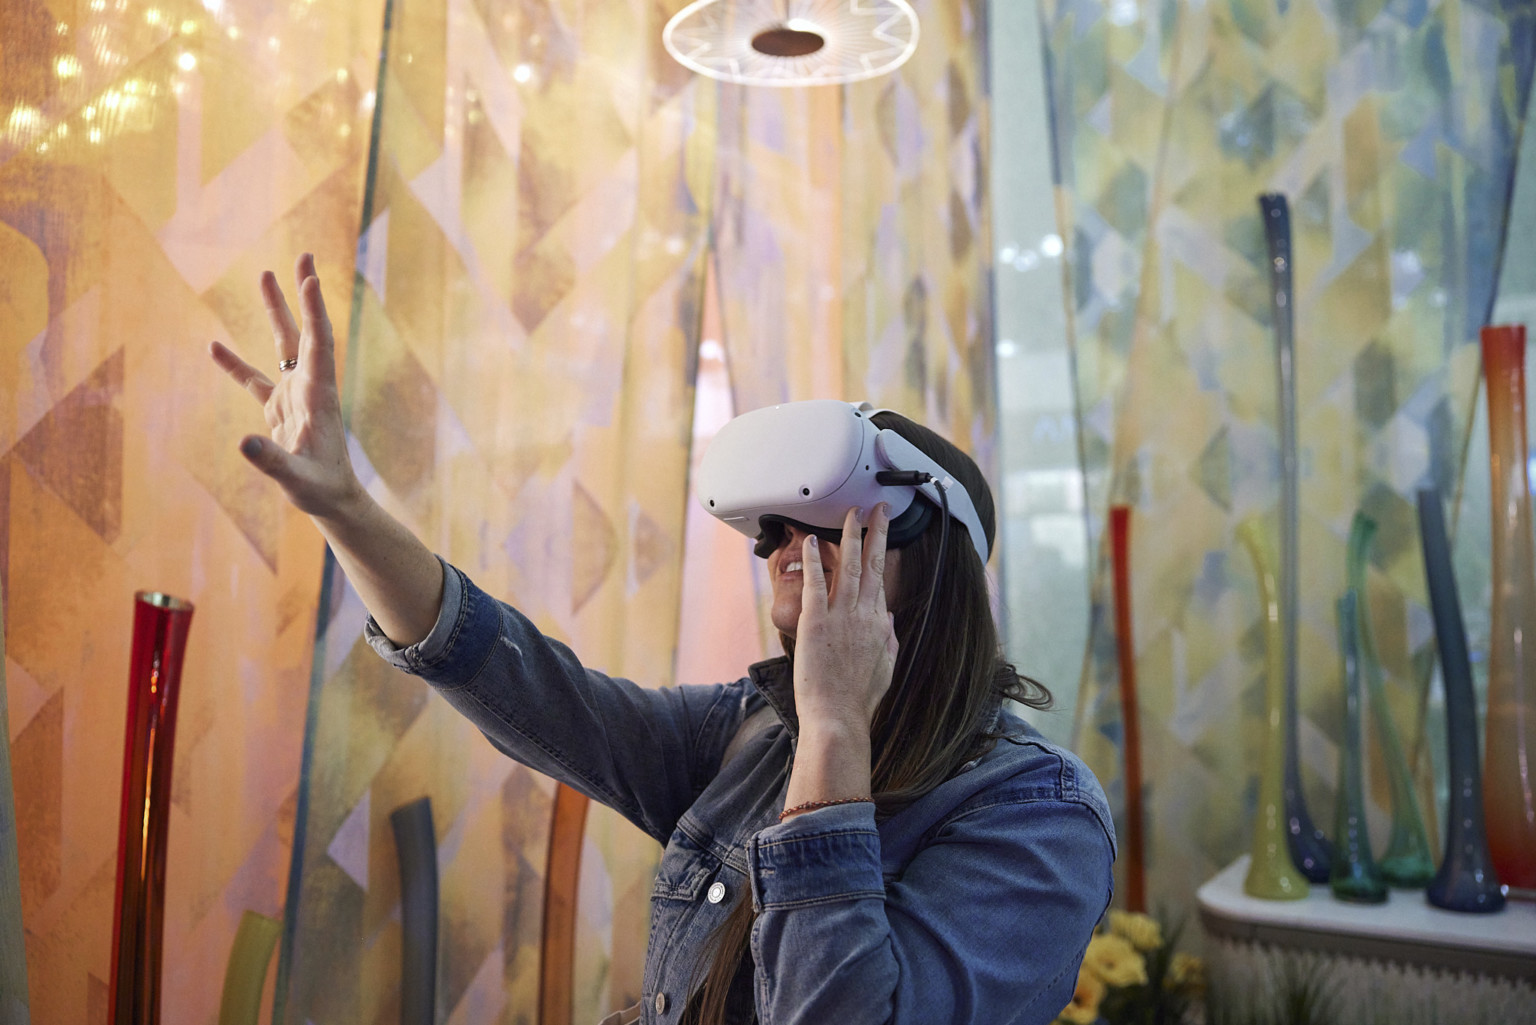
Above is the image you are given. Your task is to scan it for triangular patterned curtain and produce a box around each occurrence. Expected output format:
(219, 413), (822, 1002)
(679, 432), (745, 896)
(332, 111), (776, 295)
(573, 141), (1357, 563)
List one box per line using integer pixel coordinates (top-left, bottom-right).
(1, 0), (386, 1018)
(276, 0), (715, 1019)
(2, 0), (999, 1019)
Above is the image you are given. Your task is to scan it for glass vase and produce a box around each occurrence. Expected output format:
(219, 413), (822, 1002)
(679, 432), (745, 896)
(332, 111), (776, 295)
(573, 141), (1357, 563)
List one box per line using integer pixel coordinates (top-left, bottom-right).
(110, 591), (195, 1025)
(1330, 591), (1388, 903)
(1481, 323), (1536, 892)
(1260, 192), (1330, 882)
(1237, 521), (1309, 899)
(1109, 505), (1147, 912)
(1417, 488), (1505, 912)
(217, 911), (281, 1025)
(0, 582), (30, 1015)
(1346, 513), (1435, 886)
(391, 797), (438, 1025)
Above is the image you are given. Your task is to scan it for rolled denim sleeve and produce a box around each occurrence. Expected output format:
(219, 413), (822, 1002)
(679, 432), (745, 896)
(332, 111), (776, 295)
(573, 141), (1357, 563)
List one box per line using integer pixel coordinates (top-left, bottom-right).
(746, 797), (1113, 1025)
(366, 558), (746, 844)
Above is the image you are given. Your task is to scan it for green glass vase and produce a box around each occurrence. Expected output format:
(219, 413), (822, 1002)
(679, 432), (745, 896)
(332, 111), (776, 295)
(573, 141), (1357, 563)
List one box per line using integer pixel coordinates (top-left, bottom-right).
(1346, 513), (1435, 886)
(218, 911), (281, 1025)
(1330, 591), (1389, 904)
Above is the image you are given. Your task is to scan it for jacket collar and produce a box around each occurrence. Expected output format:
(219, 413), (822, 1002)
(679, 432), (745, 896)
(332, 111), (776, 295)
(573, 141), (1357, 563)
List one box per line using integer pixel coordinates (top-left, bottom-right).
(747, 656), (798, 737)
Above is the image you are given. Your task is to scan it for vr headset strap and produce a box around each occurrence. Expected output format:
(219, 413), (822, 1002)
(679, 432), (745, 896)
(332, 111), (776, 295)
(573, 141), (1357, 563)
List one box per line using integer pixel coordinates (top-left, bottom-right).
(852, 401), (989, 564)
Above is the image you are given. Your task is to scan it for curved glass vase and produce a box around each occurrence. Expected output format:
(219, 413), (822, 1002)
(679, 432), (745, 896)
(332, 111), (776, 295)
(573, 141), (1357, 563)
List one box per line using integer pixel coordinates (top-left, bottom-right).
(1346, 514), (1435, 886)
(1260, 192), (1330, 882)
(218, 911), (282, 1025)
(110, 591), (196, 1025)
(1237, 521), (1309, 899)
(1330, 592), (1388, 903)
(392, 797), (438, 1025)
(1481, 324), (1536, 892)
(1417, 489), (1505, 912)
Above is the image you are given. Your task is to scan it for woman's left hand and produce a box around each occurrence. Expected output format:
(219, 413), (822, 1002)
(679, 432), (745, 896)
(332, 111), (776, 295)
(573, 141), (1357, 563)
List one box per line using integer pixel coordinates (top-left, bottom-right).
(792, 504), (899, 733)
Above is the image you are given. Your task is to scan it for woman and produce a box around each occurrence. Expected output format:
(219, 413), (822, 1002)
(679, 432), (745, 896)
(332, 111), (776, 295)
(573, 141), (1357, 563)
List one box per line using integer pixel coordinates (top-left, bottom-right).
(211, 255), (1115, 1025)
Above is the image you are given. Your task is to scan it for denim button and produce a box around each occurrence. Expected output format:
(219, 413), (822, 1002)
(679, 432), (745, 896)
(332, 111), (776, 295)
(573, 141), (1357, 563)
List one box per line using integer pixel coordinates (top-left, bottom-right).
(654, 991), (668, 1015)
(707, 881), (727, 904)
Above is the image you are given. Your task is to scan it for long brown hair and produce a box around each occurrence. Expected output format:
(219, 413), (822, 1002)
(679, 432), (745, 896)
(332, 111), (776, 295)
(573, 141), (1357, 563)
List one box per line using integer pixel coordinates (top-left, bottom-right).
(686, 411), (1050, 1024)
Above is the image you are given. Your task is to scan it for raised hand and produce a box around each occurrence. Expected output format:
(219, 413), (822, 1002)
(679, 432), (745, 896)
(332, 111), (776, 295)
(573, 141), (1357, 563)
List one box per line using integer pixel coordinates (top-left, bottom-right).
(209, 253), (363, 519)
(792, 504), (899, 733)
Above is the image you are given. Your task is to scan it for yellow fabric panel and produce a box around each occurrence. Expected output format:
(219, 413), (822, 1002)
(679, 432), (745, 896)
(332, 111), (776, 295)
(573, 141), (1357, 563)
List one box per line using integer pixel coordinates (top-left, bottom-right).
(1, 0), (385, 1021)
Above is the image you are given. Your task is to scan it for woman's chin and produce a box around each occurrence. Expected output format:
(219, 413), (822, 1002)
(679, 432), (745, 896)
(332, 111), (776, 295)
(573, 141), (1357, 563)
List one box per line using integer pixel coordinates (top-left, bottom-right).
(770, 601), (800, 638)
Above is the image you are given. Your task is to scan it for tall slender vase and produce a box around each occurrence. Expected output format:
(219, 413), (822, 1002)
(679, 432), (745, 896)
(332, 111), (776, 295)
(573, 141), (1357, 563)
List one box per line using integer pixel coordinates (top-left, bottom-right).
(217, 911), (281, 1025)
(1237, 521), (1309, 899)
(1417, 489), (1505, 912)
(1260, 192), (1330, 882)
(110, 591), (195, 1025)
(542, 784), (589, 1025)
(1330, 591), (1388, 903)
(0, 584), (32, 1020)
(391, 797), (438, 1025)
(1480, 323), (1536, 892)
(1109, 505), (1146, 912)
(1346, 513), (1435, 886)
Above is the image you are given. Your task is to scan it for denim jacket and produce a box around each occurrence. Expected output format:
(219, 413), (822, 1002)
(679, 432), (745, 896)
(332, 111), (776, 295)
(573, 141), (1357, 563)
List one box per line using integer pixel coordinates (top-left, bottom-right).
(367, 560), (1116, 1025)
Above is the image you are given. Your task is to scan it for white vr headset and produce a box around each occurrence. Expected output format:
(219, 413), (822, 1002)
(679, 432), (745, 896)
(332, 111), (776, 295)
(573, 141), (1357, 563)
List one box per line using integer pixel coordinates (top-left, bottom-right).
(696, 400), (989, 564)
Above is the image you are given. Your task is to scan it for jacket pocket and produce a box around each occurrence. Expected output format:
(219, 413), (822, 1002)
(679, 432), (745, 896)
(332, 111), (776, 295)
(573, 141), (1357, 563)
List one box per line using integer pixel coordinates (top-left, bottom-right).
(650, 821), (719, 901)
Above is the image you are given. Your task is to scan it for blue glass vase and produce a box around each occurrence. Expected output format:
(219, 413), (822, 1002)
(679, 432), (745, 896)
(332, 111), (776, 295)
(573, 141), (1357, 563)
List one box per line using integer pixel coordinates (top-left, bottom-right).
(1417, 489), (1505, 912)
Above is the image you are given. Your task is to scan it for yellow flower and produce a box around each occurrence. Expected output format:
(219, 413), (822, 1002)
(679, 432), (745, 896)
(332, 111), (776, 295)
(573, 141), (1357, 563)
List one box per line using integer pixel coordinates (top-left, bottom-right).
(1082, 932), (1148, 988)
(1168, 952), (1206, 994)
(1058, 968), (1107, 1025)
(1107, 910), (1163, 952)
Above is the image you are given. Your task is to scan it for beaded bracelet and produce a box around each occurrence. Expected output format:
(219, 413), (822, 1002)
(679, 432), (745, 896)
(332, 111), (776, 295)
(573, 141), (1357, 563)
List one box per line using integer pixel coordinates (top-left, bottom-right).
(778, 796), (873, 822)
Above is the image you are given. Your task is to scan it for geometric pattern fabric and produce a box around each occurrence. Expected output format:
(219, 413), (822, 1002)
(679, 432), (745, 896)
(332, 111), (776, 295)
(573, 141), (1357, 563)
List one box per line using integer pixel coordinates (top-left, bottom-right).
(2, 0), (385, 1020)
(712, 0), (998, 639)
(275, 0), (715, 1019)
(4, 1), (998, 1023)
(1043, 0), (1535, 920)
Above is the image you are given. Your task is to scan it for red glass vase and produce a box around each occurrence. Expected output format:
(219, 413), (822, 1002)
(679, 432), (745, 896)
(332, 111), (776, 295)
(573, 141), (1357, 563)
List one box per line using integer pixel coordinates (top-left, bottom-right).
(109, 591), (195, 1025)
(1481, 324), (1536, 892)
(1109, 506), (1146, 912)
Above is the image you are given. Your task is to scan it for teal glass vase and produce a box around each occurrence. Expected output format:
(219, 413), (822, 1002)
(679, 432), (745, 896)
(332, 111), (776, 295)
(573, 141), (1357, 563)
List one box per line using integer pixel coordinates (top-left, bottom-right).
(1346, 513), (1435, 886)
(1330, 591), (1389, 903)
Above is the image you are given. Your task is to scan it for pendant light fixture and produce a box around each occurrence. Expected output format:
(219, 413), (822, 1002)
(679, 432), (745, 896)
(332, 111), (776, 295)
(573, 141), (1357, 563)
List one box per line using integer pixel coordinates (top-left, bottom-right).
(663, 0), (920, 88)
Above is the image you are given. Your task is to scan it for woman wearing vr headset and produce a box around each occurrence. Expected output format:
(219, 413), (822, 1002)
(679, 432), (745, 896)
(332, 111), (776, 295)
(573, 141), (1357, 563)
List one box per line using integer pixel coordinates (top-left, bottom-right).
(212, 256), (1114, 1025)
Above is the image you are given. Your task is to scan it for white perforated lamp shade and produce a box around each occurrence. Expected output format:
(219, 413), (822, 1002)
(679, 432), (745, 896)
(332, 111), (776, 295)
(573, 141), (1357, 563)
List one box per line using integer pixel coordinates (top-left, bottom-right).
(663, 0), (921, 88)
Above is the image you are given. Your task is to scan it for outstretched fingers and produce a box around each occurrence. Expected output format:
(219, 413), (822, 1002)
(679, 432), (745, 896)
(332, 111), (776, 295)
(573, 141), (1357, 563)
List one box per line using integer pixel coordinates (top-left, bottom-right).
(260, 270), (299, 364)
(237, 433), (300, 486)
(296, 259), (337, 385)
(209, 340), (274, 404)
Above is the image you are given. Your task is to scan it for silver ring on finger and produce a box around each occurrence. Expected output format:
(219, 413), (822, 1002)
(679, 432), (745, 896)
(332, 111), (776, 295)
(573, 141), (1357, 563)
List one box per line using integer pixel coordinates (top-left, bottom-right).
(278, 357), (298, 372)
